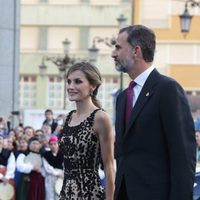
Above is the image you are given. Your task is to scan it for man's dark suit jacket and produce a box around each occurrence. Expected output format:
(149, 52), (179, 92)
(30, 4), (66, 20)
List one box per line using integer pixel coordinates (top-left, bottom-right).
(43, 119), (57, 133)
(114, 69), (196, 200)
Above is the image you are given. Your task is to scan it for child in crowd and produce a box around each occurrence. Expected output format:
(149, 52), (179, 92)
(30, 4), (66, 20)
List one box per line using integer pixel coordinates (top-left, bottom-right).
(43, 135), (64, 200)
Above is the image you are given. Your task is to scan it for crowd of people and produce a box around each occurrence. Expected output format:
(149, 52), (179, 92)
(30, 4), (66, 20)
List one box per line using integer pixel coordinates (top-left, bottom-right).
(0, 109), (68, 200)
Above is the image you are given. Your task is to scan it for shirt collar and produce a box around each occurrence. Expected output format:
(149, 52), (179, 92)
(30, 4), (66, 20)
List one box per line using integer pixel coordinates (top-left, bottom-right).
(134, 65), (155, 87)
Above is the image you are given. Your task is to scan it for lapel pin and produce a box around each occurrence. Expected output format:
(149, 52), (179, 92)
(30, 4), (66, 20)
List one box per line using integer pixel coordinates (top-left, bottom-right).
(146, 92), (149, 97)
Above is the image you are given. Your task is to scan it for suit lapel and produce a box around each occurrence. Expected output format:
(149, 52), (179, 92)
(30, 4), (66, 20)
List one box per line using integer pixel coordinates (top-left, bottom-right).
(125, 69), (160, 134)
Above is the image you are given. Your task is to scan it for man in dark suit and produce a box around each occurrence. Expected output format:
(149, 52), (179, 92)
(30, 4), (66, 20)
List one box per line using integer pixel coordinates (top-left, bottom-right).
(112, 25), (196, 200)
(43, 109), (57, 133)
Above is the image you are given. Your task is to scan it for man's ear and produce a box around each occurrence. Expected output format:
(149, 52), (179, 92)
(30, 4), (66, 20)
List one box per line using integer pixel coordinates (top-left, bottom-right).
(133, 45), (140, 55)
(133, 45), (142, 58)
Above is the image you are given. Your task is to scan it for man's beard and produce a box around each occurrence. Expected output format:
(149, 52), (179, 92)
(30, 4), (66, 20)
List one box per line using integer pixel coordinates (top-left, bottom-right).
(115, 62), (127, 73)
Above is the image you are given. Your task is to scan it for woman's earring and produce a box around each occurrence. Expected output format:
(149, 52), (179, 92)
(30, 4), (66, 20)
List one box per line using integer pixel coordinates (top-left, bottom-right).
(90, 90), (94, 97)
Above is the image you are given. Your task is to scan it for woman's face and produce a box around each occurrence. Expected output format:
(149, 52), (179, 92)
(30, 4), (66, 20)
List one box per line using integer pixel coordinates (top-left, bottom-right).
(25, 128), (34, 140)
(49, 141), (59, 153)
(9, 130), (16, 140)
(67, 70), (95, 102)
(19, 139), (28, 151)
(7, 137), (14, 150)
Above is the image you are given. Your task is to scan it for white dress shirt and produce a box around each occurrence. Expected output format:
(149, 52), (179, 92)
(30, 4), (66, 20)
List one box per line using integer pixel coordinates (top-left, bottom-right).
(132, 65), (155, 107)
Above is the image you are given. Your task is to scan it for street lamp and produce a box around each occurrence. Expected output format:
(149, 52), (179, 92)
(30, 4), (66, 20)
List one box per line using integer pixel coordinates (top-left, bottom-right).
(39, 38), (98, 109)
(88, 41), (99, 64)
(91, 14), (128, 91)
(117, 14), (128, 29)
(179, 0), (200, 35)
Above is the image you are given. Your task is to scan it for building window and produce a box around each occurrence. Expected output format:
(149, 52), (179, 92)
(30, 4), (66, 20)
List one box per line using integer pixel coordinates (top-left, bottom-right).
(19, 76), (37, 108)
(47, 76), (63, 109)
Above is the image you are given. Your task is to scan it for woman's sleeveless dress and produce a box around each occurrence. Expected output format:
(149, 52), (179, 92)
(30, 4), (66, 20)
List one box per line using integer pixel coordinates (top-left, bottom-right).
(59, 109), (105, 200)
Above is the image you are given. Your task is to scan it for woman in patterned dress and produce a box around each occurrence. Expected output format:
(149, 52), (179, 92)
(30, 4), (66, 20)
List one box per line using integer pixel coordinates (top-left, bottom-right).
(59, 62), (115, 200)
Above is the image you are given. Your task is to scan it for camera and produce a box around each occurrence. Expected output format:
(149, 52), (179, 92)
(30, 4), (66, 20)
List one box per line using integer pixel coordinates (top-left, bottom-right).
(11, 111), (20, 115)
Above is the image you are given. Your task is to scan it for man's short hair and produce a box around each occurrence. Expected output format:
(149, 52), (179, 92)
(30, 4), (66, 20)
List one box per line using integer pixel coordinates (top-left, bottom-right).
(45, 109), (53, 115)
(119, 25), (156, 62)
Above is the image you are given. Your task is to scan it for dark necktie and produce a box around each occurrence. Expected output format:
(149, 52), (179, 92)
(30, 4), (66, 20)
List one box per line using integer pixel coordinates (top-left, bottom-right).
(126, 81), (136, 125)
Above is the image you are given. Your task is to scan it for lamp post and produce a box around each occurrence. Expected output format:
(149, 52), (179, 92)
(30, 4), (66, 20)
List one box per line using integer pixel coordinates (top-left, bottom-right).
(179, 0), (200, 35)
(39, 39), (98, 110)
(91, 14), (128, 91)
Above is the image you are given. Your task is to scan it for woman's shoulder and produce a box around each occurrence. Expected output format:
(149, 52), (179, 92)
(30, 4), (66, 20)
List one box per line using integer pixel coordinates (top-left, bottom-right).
(93, 109), (113, 138)
(94, 109), (111, 124)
